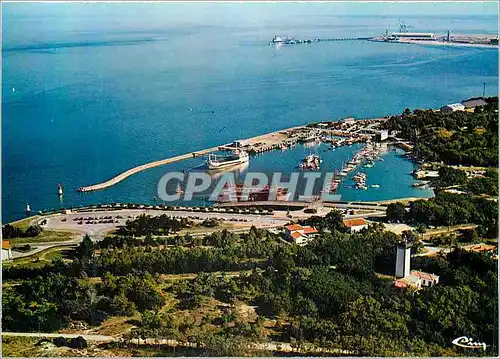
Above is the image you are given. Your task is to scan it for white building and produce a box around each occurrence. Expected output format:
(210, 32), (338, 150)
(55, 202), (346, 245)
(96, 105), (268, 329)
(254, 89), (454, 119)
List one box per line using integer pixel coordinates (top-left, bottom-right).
(376, 130), (389, 142)
(340, 117), (356, 125)
(441, 103), (465, 112)
(391, 32), (436, 40)
(2, 240), (13, 261)
(410, 271), (439, 287)
(395, 271), (439, 290)
(394, 241), (440, 290)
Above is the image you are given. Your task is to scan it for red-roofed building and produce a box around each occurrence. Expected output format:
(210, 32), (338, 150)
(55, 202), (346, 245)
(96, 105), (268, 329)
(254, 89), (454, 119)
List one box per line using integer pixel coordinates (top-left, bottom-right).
(343, 218), (368, 233)
(410, 270), (439, 287)
(285, 224), (304, 232)
(284, 224), (318, 246)
(302, 227), (319, 235)
(2, 240), (13, 261)
(395, 276), (422, 289)
(394, 280), (408, 288)
(395, 270), (439, 290)
(464, 243), (498, 260)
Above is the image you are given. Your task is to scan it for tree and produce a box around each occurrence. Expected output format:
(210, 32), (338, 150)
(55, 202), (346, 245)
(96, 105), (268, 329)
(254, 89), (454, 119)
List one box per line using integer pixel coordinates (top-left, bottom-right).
(339, 296), (410, 356)
(386, 202), (406, 223)
(24, 225), (43, 238)
(76, 235), (94, 262)
(434, 166), (467, 187)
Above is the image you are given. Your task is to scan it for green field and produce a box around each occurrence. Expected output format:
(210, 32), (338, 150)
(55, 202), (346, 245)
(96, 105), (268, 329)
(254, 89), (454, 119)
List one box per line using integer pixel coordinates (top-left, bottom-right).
(8, 215), (41, 231)
(9, 229), (78, 245)
(4, 245), (75, 269)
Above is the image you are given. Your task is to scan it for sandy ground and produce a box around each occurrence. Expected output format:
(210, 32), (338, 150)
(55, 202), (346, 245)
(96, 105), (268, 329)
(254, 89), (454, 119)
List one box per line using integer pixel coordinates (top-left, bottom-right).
(397, 39), (497, 48)
(382, 222), (415, 235)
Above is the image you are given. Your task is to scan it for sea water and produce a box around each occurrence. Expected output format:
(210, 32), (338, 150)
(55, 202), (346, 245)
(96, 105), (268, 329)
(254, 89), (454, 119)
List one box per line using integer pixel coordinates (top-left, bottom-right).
(2, 3), (498, 221)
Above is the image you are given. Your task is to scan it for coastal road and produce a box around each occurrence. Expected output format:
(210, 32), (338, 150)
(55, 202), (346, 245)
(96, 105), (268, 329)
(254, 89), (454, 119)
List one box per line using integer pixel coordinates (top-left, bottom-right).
(217, 200), (388, 211)
(10, 241), (80, 260)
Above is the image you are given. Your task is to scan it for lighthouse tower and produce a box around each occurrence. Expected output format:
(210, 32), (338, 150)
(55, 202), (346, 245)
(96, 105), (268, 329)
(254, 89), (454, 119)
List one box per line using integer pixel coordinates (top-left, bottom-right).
(58, 184), (64, 196)
(395, 241), (411, 278)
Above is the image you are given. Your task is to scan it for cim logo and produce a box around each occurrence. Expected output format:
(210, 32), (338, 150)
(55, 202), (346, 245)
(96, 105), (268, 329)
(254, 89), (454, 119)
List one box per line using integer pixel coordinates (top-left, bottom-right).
(452, 336), (487, 351)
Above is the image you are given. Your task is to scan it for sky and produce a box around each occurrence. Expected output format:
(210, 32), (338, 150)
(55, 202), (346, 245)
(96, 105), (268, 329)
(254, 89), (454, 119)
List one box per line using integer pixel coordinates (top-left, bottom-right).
(2, 2), (498, 46)
(3, 2), (498, 21)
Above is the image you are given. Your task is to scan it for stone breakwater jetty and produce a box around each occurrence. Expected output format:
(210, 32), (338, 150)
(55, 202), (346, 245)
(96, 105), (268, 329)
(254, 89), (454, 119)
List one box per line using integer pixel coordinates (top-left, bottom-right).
(78, 147), (219, 192)
(78, 126), (305, 193)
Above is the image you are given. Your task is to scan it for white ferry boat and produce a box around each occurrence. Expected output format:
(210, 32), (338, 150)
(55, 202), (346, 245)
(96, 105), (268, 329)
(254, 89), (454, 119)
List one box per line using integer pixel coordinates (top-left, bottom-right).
(206, 150), (249, 170)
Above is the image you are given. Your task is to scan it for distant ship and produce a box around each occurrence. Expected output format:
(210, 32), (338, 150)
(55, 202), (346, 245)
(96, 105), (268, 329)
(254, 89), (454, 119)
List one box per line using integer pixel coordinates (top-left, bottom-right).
(271, 35), (288, 44)
(270, 35), (315, 45)
(206, 150), (249, 170)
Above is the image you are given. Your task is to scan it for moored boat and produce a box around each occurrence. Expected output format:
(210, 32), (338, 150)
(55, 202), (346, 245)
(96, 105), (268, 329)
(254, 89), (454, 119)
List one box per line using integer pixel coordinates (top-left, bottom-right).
(206, 150), (249, 170)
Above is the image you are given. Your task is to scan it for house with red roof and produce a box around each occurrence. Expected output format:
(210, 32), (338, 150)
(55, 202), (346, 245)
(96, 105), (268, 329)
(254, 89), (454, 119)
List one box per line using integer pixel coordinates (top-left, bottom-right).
(395, 270), (439, 290)
(2, 240), (13, 261)
(343, 218), (368, 233)
(395, 276), (422, 289)
(464, 243), (498, 259)
(284, 224), (318, 246)
(410, 270), (439, 287)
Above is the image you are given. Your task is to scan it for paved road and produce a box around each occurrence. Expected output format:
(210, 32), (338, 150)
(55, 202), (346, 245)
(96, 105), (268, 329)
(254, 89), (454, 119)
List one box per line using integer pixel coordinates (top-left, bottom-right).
(217, 200), (388, 211)
(11, 241), (79, 260)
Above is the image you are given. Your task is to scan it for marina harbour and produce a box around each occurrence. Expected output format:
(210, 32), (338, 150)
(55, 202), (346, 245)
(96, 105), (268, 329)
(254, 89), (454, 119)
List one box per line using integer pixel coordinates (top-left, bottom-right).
(15, 135), (433, 217)
(2, 10), (497, 222)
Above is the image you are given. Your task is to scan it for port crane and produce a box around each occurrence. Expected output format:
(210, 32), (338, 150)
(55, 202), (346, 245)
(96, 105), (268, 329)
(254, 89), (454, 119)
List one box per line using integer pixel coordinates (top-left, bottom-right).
(398, 19), (414, 33)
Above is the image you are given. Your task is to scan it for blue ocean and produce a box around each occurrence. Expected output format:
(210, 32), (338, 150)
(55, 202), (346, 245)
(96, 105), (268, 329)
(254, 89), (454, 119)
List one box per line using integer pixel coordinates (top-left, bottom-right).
(2, 3), (498, 222)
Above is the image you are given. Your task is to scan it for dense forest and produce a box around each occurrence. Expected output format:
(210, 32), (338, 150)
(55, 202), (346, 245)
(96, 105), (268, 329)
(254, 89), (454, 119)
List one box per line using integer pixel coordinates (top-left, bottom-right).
(430, 165), (498, 196)
(384, 97), (498, 166)
(386, 191), (498, 238)
(3, 209), (497, 356)
(3, 99), (499, 356)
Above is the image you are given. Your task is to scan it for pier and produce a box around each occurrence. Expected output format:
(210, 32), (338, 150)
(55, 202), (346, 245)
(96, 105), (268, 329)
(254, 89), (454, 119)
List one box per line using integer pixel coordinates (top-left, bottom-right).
(78, 126), (305, 192)
(318, 37), (371, 42)
(78, 147), (219, 192)
(270, 36), (372, 46)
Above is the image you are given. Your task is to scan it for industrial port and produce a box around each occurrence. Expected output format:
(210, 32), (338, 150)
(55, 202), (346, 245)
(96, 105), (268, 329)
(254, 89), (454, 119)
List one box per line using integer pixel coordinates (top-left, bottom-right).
(271, 21), (498, 48)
